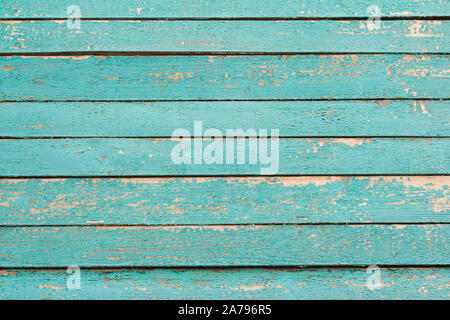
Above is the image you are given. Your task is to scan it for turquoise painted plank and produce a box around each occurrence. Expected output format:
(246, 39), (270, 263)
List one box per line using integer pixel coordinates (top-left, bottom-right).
(0, 225), (448, 267)
(1, 55), (449, 100)
(0, 176), (448, 225)
(2, 20), (448, 53)
(2, 0), (449, 18)
(0, 268), (448, 299)
(1, 100), (449, 137)
(0, 138), (448, 176)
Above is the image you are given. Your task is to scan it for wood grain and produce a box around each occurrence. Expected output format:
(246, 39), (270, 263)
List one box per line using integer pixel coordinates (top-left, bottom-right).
(2, 55), (448, 101)
(2, 0), (449, 18)
(2, 20), (448, 53)
(0, 225), (448, 267)
(0, 138), (448, 176)
(0, 268), (448, 299)
(1, 100), (449, 137)
(0, 176), (448, 225)
(1, 1), (449, 301)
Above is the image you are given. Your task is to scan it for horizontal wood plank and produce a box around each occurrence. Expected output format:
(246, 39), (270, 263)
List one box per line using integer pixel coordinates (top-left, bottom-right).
(2, 20), (448, 53)
(0, 225), (448, 267)
(0, 268), (448, 299)
(2, 0), (449, 18)
(2, 55), (449, 101)
(0, 138), (448, 176)
(3, 0), (449, 301)
(1, 100), (449, 137)
(1, 176), (448, 225)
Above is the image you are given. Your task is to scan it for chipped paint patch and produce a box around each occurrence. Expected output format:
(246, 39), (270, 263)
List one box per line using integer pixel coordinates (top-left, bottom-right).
(405, 21), (438, 38)
(331, 138), (372, 147)
(277, 176), (343, 187)
(375, 100), (390, 107)
(0, 20), (23, 24)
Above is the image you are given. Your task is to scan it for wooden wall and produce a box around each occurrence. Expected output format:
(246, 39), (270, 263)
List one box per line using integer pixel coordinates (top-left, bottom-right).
(0, 0), (449, 299)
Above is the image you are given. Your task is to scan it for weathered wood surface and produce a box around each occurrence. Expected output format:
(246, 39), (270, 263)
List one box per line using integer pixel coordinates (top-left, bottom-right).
(1, 100), (449, 137)
(2, 20), (448, 53)
(1, 0), (449, 301)
(0, 138), (448, 176)
(0, 268), (448, 299)
(2, 55), (448, 101)
(2, 0), (449, 18)
(0, 225), (448, 267)
(0, 176), (448, 225)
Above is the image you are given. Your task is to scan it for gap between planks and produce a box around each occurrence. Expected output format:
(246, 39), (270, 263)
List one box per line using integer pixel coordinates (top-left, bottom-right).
(2, 98), (449, 101)
(1, 136), (450, 139)
(2, 52), (450, 56)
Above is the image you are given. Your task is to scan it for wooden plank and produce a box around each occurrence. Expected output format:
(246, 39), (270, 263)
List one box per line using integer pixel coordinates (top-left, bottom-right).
(0, 268), (448, 299)
(1, 100), (449, 137)
(2, 55), (448, 101)
(2, 0), (449, 18)
(0, 176), (448, 225)
(0, 138), (448, 176)
(2, 20), (448, 53)
(0, 225), (448, 267)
